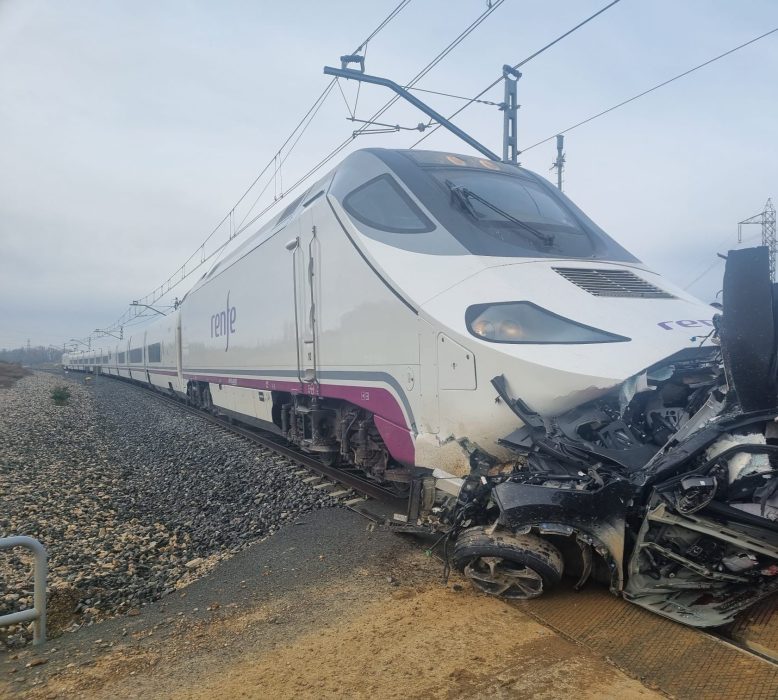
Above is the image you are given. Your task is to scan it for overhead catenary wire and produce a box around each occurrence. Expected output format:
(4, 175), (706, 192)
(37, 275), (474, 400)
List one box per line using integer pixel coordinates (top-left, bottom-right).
(94, 0), (415, 337)
(231, 0), (509, 240)
(521, 26), (778, 154)
(411, 0), (623, 149)
(96, 0), (504, 339)
(235, 79), (338, 231)
(407, 86), (501, 106)
(356, 0), (506, 131)
(683, 232), (763, 291)
(356, 0), (413, 51)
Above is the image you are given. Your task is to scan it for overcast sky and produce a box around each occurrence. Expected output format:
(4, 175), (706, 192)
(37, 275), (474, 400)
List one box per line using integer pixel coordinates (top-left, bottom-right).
(1, 0), (776, 350)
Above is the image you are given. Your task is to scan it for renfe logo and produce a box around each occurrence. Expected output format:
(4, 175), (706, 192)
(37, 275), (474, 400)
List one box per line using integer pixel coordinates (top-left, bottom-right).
(211, 291), (237, 351)
(657, 318), (714, 330)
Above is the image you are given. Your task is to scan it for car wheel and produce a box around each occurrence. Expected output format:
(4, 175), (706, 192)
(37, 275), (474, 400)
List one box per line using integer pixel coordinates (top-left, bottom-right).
(453, 526), (563, 599)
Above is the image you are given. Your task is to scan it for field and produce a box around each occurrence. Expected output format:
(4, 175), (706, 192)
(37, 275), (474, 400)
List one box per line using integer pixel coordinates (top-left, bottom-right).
(0, 363), (30, 389)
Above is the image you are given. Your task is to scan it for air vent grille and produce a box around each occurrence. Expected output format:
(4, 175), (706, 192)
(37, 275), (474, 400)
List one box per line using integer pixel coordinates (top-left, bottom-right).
(553, 267), (676, 299)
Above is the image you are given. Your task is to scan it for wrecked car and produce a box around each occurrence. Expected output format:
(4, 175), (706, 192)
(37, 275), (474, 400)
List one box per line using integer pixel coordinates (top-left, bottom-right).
(443, 247), (778, 627)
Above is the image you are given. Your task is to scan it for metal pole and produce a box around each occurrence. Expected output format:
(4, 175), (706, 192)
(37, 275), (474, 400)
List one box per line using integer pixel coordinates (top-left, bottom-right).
(32, 539), (47, 645)
(323, 66), (501, 162)
(0, 536), (47, 645)
(501, 65), (521, 164)
(130, 302), (166, 317)
(737, 199), (776, 279)
(763, 198), (776, 281)
(555, 134), (565, 190)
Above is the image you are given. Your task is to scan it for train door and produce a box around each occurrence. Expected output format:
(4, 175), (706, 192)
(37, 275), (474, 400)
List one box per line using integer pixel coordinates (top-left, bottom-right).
(144, 331), (151, 385)
(175, 315), (183, 391)
(292, 210), (321, 385)
(418, 319), (440, 434)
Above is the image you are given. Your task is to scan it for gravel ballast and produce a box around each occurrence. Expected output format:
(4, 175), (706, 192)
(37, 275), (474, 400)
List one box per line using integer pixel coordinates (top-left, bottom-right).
(0, 371), (335, 648)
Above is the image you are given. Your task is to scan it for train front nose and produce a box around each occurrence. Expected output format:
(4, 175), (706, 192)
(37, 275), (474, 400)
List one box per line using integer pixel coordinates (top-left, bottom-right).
(425, 261), (718, 417)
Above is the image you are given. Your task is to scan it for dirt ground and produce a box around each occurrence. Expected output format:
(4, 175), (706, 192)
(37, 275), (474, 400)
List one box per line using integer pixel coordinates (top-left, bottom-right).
(2, 511), (660, 700)
(171, 584), (660, 700)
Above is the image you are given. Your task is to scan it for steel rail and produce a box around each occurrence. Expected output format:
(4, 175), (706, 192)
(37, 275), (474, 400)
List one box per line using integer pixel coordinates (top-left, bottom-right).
(103, 375), (408, 511)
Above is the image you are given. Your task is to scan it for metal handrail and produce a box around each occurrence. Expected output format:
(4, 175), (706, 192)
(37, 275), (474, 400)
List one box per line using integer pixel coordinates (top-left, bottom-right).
(0, 537), (47, 645)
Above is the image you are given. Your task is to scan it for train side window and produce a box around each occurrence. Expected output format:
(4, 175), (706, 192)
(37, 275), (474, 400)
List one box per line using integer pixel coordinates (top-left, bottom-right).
(129, 348), (143, 363)
(118, 352), (125, 363)
(147, 342), (161, 363)
(344, 174), (434, 234)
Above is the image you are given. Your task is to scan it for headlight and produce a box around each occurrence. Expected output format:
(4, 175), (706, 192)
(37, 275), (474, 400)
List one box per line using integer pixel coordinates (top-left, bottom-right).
(466, 301), (630, 344)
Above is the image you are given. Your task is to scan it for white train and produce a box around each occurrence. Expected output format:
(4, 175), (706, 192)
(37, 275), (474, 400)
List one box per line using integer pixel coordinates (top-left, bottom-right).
(65, 149), (778, 626)
(64, 147), (714, 488)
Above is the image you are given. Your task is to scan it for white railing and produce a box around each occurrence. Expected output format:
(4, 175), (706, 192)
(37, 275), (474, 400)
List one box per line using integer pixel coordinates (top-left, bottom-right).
(0, 537), (47, 645)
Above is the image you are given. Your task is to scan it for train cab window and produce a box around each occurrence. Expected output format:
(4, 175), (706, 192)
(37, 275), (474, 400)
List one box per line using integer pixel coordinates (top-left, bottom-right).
(429, 168), (595, 257)
(344, 175), (434, 234)
(147, 343), (161, 363)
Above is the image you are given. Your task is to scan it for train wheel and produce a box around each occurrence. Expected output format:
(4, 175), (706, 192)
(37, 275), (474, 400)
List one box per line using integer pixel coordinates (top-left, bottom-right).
(203, 386), (214, 413)
(453, 526), (563, 600)
(388, 480), (411, 497)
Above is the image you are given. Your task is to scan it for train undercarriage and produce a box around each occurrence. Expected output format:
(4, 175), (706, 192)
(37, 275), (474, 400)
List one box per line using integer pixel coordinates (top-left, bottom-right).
(185, 379), (419, 489)
(277, 395), (416, 486)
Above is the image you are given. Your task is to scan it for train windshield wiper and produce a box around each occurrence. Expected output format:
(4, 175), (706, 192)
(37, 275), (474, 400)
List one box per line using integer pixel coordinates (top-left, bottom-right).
(446, 180), (554, 247)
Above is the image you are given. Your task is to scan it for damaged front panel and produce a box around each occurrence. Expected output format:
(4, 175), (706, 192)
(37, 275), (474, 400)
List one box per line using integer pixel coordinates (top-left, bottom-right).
(443, 246), (778, 628)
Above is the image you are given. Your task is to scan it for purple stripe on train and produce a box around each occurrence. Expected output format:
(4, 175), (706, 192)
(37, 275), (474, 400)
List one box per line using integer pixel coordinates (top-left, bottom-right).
(183, 372), (415, 465)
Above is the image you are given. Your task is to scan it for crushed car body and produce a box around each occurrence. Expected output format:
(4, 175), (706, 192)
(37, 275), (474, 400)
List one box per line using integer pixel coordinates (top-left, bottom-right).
(437, 246), (778, 628)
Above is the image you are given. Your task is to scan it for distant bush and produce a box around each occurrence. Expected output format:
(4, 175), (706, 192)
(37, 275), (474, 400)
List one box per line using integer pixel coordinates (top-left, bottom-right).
(51, 386), (71, 406)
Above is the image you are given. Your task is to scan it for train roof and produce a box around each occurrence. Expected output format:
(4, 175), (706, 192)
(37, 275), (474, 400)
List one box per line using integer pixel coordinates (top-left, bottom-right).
(186, 148), (539, 296)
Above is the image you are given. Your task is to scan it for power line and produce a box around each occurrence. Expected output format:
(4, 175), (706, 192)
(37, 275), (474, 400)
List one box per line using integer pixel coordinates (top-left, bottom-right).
(357, 0), (413, 51)
(411, 0), (623, 149)
(94, 0), (415, 336)
(233, 1), (508, 240)
(353, 0), (506, 135)
(407, 86), (501, 106)
(139, 2), (415, 307)
(94, 0), (506, 338)
(521, 26), (778, 154)
(683, 231), (763, 291)
(684, 258), (723, 291)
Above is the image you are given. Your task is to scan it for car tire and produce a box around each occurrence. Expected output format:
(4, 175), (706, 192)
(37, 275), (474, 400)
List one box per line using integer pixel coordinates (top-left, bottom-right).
(453, 526), (564, 599)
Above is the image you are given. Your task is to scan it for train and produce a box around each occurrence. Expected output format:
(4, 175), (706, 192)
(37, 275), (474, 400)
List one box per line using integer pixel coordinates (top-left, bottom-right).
(64, 148), (714, 481)
(64, 149), (778, 627)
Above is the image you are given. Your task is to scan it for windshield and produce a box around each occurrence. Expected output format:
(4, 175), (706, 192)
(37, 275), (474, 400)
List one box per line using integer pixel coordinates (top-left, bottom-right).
(431, 168), (595, 257)
(331, 150), (640, 262)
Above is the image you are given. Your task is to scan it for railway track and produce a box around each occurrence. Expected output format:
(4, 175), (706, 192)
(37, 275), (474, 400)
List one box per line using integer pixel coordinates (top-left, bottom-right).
(99, 374), (410, 524)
